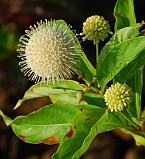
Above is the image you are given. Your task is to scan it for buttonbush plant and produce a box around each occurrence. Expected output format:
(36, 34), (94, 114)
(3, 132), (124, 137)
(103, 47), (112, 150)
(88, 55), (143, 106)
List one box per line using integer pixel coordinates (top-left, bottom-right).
(1, 0), (145, 158)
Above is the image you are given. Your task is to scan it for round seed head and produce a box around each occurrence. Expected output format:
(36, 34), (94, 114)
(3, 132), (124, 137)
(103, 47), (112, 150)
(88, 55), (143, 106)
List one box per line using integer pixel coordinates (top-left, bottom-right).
(17, 20), (82, 83)
(104, 83), (133, 112)
(82, 15), (111, 44)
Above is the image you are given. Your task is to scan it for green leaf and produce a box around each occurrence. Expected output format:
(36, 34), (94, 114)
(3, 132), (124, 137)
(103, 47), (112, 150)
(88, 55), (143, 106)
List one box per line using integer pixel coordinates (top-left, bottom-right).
(124, 129), (145, 146)
(113, 0), (136, 31)
(83, 92), (106, 108)
(97, 35), (145, 89)
(0, 110), (12, 126)
(114, 50), (145, 83)
(112, 24), (145, 84)
(109, 24), (141, 45)
(96, 110), (139, 133)
(71, 110), (137, 159)
(1, 103), (81, 144)
(52, 108), (138, 159)
(14, 80), (85, 109)
(96, 25), (141, 89)
(103, 25), (145, 84)
(99, 24), (143, 84)
(52, 106), (105, 159)
(98, 25), (141, 54)
(127, 66), (144, 119)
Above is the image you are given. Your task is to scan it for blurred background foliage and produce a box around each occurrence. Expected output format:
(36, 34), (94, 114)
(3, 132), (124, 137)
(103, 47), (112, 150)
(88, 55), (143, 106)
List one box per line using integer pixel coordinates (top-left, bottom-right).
(0, 0), (145, 159)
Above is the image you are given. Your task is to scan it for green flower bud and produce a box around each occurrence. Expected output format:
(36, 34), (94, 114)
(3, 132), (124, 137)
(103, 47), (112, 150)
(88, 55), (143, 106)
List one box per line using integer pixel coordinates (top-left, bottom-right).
(82, 15), (111, 44)
(17, 20), (82, 83)
(104, 83), (133, 112)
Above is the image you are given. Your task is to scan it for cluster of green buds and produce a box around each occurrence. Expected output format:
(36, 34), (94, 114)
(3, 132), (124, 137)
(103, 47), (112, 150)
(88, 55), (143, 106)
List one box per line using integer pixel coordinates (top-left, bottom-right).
(81, 15), (112, 44)
(104, 83), (133, 112)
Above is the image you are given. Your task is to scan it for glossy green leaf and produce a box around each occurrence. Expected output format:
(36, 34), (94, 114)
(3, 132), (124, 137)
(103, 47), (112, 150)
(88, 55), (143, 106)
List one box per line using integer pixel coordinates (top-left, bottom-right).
(52, 106), (105, 159)
(104, 25), (145, 84)
(14, 80), (85, 109)
(96, 25), (142, 89)
(1, 103), (81, 144)
(71, 110), (138, 159)
(0, 110), (13, 126)
(125, 129), (145, 146)
(113, 0), (136, 31)
(52, 108), (138, 159)
(83, 92), (106, 108)
(127, 66), (144, 119)
(113, 27), (145, 84)
(109, 24), (141, 45)
(114, 50), (145, 83)
(96, 110), (139, 133)
(97, 36), (145, 89)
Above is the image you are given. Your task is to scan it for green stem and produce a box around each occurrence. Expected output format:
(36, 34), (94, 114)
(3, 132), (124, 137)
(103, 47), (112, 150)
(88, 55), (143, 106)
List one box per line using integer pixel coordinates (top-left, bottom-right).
(94, 41), (99, 89)
(96, 42), (99, 65)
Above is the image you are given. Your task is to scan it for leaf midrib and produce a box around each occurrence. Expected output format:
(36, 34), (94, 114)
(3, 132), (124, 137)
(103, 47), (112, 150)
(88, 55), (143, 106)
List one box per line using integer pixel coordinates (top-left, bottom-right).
(12, 123), (71, 127)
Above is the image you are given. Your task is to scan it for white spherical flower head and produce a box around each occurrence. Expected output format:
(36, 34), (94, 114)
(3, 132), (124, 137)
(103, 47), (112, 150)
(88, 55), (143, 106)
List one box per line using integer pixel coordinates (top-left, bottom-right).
(104, 83), (133, 112)
(82, 15), (111, 44)
(17, 20), (81, 83)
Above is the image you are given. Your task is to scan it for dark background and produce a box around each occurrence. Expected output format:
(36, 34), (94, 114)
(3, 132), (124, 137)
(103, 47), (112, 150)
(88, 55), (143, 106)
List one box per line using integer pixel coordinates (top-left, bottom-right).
(0, 0), (145, 159)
